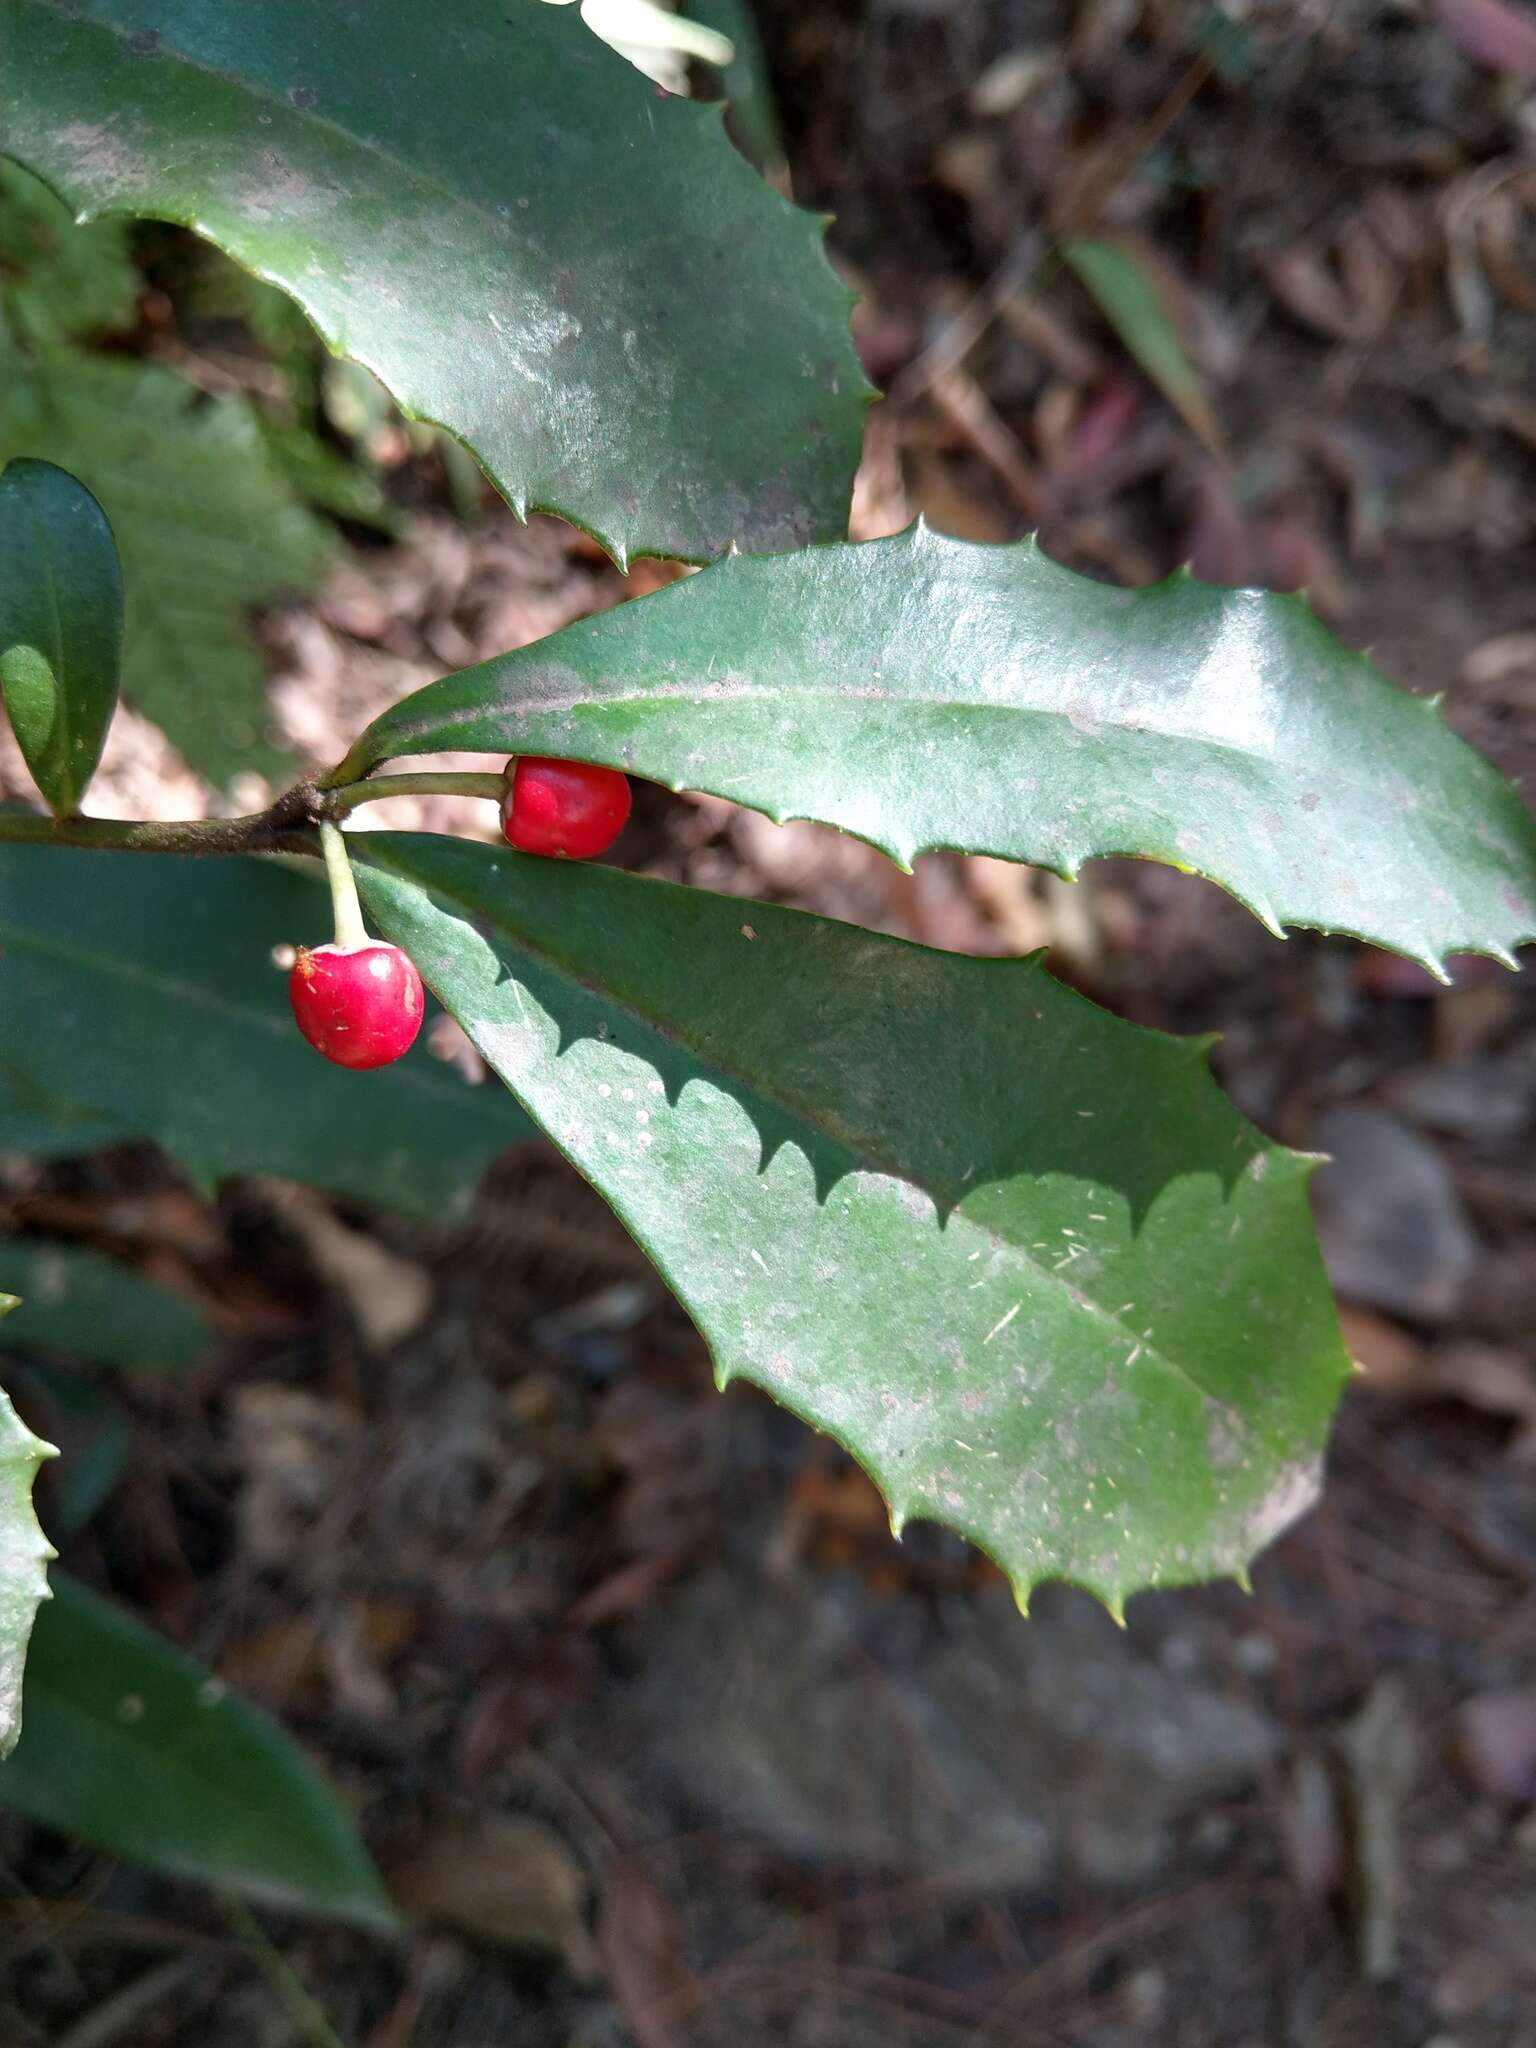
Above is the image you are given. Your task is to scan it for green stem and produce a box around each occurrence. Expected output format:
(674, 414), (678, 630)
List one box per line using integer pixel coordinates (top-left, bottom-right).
(216, 1892), (349, 2048)
(328, 770), (504, 815)
(318, 819), (368, 949)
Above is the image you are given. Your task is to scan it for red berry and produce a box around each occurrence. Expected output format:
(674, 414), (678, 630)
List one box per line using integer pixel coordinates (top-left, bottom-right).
(501, 755), (631, 860)
(288, 942), (424, 1070)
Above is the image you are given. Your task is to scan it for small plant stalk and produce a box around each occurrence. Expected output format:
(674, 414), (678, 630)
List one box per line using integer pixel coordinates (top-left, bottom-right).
(318, 819), (367, 949)
(0, 769), (506, 858)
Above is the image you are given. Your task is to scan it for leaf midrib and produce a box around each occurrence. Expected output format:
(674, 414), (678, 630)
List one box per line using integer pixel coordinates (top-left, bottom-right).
(363, 843), (1237, 1422)
(366, 672), (1469, 841)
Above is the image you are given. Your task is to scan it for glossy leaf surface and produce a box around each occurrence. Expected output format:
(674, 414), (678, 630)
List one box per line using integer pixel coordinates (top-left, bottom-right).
(0, 1573), (397, 1924)
(358, 834), (1350, 1614)
(339, 525), (1536, 971)
(0, 354), (331, 786)
(0, 458), (122, 815)
(5, 0), (867, 563)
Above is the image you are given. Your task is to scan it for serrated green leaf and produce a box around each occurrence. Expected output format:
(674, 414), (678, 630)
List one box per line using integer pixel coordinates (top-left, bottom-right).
(336, 525), (1536, 972)
(0, 458), (123, 815)
(0, 1297), (57, 1759)
(1063, 237), (1219, 449)
(5, 0), (868, 564)
(0, 351), (332, 786)
(0, 844), (533, 1215)
(0, 1241), (210, 1374)
(356, 833), (1349, 1614)
(0, 1572), (398, 1925)
(0, 158), (139, 349)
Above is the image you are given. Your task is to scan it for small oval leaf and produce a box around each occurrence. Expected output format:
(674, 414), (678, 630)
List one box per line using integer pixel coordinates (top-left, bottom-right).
(0, 458), (122, 816)
(0, 1572), (398, 1924)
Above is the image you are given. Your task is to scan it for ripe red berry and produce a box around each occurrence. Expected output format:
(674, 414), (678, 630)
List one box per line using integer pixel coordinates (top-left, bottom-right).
(501, 755), (631, 860)
(288, 942), (424, 1070)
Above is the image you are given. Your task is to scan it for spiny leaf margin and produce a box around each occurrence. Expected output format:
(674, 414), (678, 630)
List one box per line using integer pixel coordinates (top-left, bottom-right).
(3, 0), (870, 566)
(0, 1295), (58, 1759)
(356, 833), (1351, 1619)
(335, 521), (1536, 975)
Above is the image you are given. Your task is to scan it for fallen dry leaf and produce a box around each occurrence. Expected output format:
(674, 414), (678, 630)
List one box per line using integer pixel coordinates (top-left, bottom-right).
(1338, 1305), (1426, 1388)
(1338, 1678), (1420, 1981)
(1435, 0), (1536, 74)
(598, 1861), (697, 2048)
(1454, 1687), (1536, 1803)
(231, 1383), (359, 1571)
(254, 1178), (433, 1350)
(387, 1813), (599, 1980)
(1277, 1749), (1346, 1902)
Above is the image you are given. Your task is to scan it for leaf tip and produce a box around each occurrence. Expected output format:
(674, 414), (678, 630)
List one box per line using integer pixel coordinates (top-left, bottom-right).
(1285, 1147), (1332, 1183)
(1413, 949), (1453, 986)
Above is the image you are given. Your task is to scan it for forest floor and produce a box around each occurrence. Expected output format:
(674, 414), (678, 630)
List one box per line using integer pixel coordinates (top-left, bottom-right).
(6, 2), (1536, 2043)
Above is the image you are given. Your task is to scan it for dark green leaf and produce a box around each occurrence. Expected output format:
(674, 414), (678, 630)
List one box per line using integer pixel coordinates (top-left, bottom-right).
(0, 352), (332, 786)
(0, 1573), (398, 1925)
(0, 458), (122, 815)
(0, 158), (139, 349)
(0, 1298), (57, 1759)
(357, 834), (1349, 1614)
(5, 0), (868, 563)
(8, 1359), (129, 1531)
(0, 844), (533, 1213)
(693, 0), (787, 175)
(337, 525), (1536, 973)
(1062, 237), (1219, 448)
(0, 1241), (210, 1374)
